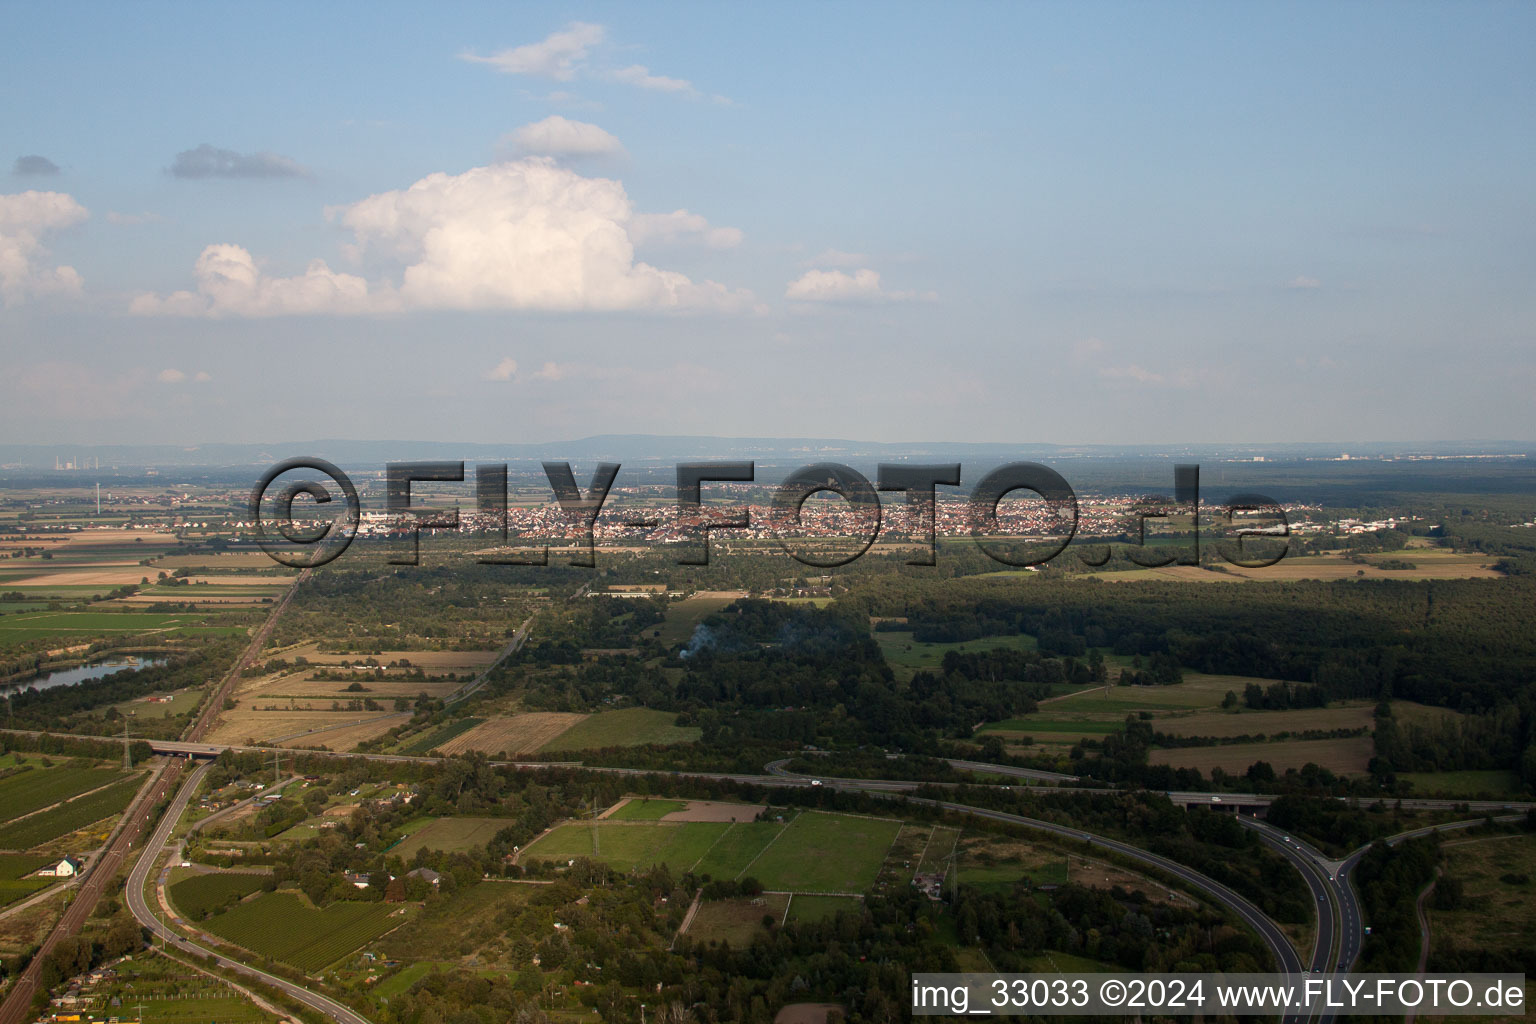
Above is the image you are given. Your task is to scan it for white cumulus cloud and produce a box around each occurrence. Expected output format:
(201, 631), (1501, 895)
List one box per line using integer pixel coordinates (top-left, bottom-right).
(609, 64), (696, 95)
(461, 23), (604, 80)
(630, 209), (742, 249)
(485, 357), (519, 381)
(130, 244), (375, 317)
(505, 116), (625, 158)
(135, 159), (756, 316)
(784, 266), (930, 304)
(0, 190), (87, 304)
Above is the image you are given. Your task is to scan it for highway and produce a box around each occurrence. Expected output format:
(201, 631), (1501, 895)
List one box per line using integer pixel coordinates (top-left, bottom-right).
(1239, 812), (1526, 1024)
(124, 761), (374, 1024)
(908, 796), (1303, 977)
(46, 726), (1529, 1024)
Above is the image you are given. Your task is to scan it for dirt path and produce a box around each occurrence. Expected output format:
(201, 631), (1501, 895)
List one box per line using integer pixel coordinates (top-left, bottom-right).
(1405, 868), (1440, 1024)
(596, 798), (630, 819)
(670, 892), (701, 951)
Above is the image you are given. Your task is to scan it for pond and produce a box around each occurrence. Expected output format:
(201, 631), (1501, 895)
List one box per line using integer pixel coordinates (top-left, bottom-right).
(1, 654), (168, 696)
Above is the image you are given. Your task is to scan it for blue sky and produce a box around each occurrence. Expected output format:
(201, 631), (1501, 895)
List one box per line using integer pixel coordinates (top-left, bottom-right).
(2, 2), (1533, 445)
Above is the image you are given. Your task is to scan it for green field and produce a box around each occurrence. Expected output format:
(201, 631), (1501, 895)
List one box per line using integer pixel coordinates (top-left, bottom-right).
(375, 961), (436, 998)
(744, 812), (902, 893)
(785, 893), (861, 924)
(169, 871), (267, 918)
(655, 597), (737, 647)
(200, 892), (408, 972)
(0, 774), (141, 850)
(539, 707), (701, 752)
(874, 631), (1038, 681)
(1397, 770), (1526, 798)
(523, 821), (729, 874)
(0, 609), (214, 648)
(0, 761), (127, 822)
(979, 719), (1122, 735)
(390, 817), (511, 859)
(0, 610), (193, 631)
(523, 810), (901, 893)
(693, 821), (787, 880)
(397, 717), (485, 755)
(607, 798), (687, 820)
(960, 858), (1069, 893)
(115, 688), (204, 718)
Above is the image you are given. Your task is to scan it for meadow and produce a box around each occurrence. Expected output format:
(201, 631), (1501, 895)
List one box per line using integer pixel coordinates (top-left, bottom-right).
(1154, 702), (1376, 738)
(607, 798), (688, 820)
(784, 893), (861, 924)
(732, 812), (902, 893)
(1147, 736), (1374, 775)
(1426, 830), (1535, 1018)
(874, 630), (1038, 682)
(654, 596), (740, 647)
(523, 820), (729, 874)
(538, 707), (701, 752)
(389, 817), (512, 859)
(1396, 770), (1525, 798)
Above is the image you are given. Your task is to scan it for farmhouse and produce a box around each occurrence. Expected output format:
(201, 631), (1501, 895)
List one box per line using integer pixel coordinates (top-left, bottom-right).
(36, 855), (83, 878)
(406, 867), (442, 887)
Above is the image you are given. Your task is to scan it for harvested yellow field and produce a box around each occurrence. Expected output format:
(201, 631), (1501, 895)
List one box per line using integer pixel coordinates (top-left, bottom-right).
(1156, 703), (1375, 738)
(1225, 555), (1500, 581)
(1149, 736), (1373, 776)
(279, 716), (410, 751)
(65, 529), (178, 546)
(117, 594), (270, 605)
(10, 568), (164, 586)
(155, 552), (287, 568)
(437, 713), (588, 756)
(206, 708), (408, 749)
(1089, 566), (1242, 583)
(276, 645), (500, 668)
(253, 677), (461, 700)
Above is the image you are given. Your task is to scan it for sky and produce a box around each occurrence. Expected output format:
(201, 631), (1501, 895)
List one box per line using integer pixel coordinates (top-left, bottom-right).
(2, 2), (1534, 447)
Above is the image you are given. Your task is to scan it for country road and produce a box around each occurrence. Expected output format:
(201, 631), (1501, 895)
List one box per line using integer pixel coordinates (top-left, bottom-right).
(124, 761), (375, 1024)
